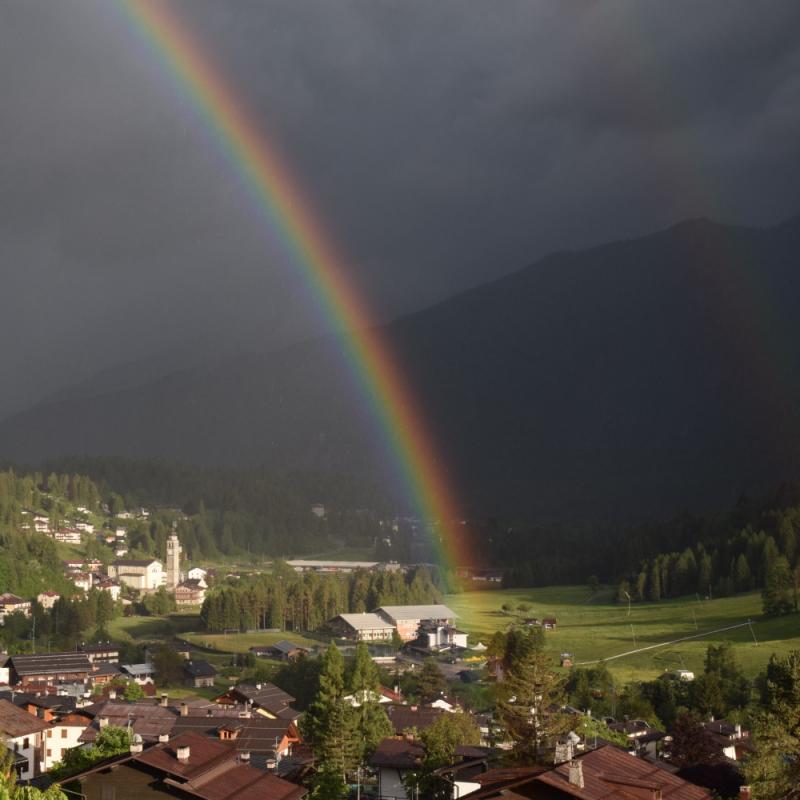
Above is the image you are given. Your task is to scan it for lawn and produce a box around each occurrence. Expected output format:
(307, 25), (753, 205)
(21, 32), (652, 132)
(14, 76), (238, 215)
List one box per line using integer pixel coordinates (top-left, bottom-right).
(446, 587), (800, 683)
(107, 612), (201, 642)
(180, 629), (321, 654)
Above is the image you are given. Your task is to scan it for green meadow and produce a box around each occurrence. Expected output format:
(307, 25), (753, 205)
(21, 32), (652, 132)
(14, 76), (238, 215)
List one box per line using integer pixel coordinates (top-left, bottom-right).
(446, 587), (800, 684)
(180, 629), (321, 654)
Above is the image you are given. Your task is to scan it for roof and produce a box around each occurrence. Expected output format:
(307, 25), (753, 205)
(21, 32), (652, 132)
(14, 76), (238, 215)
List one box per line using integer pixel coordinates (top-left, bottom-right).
(534, 745), (710, 800)
(385, 704), (445, 734)
(369, 737), (425, 768)
(8, 652), (92, 676)
(170, 713), (297, 755)
(185, 660), (217, 678)
(73, 731), (307, 800)
(79, 701), (176, 743)
(376, 604), (457, 621)
(0, 593), (27, 604)
(80, 642), (121, 652)
(177, 579), (205, 590)
(334, 612), (394, 631)
(226, 683), (295, 713)
(113, 558), (160, 567)
(121, 662), (154, 676)
(266, 640), (309, 654)
(0, 699), (51, 737)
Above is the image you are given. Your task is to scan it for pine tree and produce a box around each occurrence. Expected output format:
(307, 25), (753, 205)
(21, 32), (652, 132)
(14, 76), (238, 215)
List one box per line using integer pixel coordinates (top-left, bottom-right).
(417, 659), (447, 704)
(495, 643), (571, 763)
(762, 556), (794, 616)
(301, 643), (360, 782)
(744, 651), (800, 798)
(348, 643), (392, 755)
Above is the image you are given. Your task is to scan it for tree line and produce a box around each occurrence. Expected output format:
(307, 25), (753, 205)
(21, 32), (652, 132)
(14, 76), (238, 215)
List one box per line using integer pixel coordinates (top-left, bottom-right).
(199, 563), (442, 633)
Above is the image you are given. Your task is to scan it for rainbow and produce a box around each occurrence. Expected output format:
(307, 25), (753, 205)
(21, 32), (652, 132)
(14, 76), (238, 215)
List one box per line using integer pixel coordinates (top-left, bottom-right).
(117, 0), (476, 576)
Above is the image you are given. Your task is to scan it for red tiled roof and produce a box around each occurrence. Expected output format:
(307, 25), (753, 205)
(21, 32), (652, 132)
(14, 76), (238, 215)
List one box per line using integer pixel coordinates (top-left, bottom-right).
(0, 699), (51, 737)
(535, 746), (710, 800)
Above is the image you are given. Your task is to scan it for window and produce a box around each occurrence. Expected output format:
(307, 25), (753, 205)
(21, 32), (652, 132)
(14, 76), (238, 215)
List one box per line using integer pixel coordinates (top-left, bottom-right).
(23, 739), (29, 749)
(61, 729), (68, 739)
(46, 749), (52, 758)
(47, 730), (52, 738)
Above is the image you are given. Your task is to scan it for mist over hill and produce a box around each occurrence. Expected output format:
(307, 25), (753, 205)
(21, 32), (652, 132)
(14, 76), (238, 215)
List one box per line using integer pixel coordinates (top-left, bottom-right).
(4, 215), (800, 519)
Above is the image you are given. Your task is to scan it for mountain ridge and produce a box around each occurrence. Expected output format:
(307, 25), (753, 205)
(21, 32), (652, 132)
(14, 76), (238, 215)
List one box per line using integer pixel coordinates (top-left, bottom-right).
(3, 214), (800, 519)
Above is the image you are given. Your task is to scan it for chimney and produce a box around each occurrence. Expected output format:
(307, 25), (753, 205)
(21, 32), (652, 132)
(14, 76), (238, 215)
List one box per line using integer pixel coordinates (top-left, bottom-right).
(158, 733), (170, 743)
(735, 724), (742, 739)
(130, 735), (143, 755)
(160, 693), (169, 708)
(108, 688), (117, 700)
(180, 702), (189, 717)
(740, 788), (752, 800)
(568, 760), (584, 789)
(176, 745), (191, 763)
(98, 717), (108, 730)
(239, 751), (250, 763)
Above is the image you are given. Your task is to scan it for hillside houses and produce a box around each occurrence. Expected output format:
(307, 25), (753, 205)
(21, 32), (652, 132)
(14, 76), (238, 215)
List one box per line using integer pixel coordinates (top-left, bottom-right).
(0, 593), (32, 623)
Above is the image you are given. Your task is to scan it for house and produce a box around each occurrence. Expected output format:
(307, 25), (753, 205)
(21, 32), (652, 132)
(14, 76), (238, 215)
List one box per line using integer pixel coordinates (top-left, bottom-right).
(385, 704), (445, 735)
(702, 719), (752, 761)
(183, 660), (217, 688)
(606, 719), (666, 758)
(107, 559), (165, 592)
(214, 683), (297, 720)
(376, 605), (458, 641)
(32, 514), (50, 533)
(418, 623), (469, 651)
(71, 572), (93, 593)
(79, 700), (177, 745)
(186, 567), (208, 585)
(169, 706), (301, 767)
(370, 737), (491, 800)
(7, 652), (93, 687)
(543, 618), (558, 630)
(561, 653), (574, 668)
(174, 579), (206, 606)
(675, 669), (695, 681)
(52, 527), (82, 544)
(36, 591), (60, 610)
(329, 612), (395, 641)
(70, 731), (308, 800)
(97, 579), (122, 601)
(463, 744), (710, 800)
(79, 642), (121, 664)
(250, 640), (310, 662)
(0, 698), (51, 780)
(45, 709), (94, 770)
(0, 594), (32, 623)
(121, 662), (156, 684)
(310, 503), (326, 518)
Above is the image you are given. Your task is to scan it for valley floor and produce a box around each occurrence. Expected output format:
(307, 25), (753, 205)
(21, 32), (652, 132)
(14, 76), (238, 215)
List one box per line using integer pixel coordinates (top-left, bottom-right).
(445, 586), (800, 683)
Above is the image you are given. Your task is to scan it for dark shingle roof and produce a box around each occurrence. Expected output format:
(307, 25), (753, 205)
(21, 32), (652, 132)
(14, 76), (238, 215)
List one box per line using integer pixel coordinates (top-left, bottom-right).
(184, 660), (217, 678)
(9, 652), (91, 676)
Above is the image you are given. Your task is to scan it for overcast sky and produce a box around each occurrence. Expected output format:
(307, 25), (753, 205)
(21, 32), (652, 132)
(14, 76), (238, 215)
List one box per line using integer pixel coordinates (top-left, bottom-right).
(2, 0), (800, 417)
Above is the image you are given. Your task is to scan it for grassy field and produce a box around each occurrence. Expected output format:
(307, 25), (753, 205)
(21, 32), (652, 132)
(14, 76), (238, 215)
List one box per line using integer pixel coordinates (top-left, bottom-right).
(446, 587), (800, 683)
(180, 629), (321, 654)
(107, 612), (201, 642)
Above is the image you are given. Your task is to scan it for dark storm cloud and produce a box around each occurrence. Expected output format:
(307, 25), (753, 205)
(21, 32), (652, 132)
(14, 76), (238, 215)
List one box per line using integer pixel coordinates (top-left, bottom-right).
(1, 0), (799, 416)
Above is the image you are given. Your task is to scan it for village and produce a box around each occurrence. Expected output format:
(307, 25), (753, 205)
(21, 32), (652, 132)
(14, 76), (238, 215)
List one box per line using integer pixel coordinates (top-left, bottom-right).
(0, 517), (761, 800)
